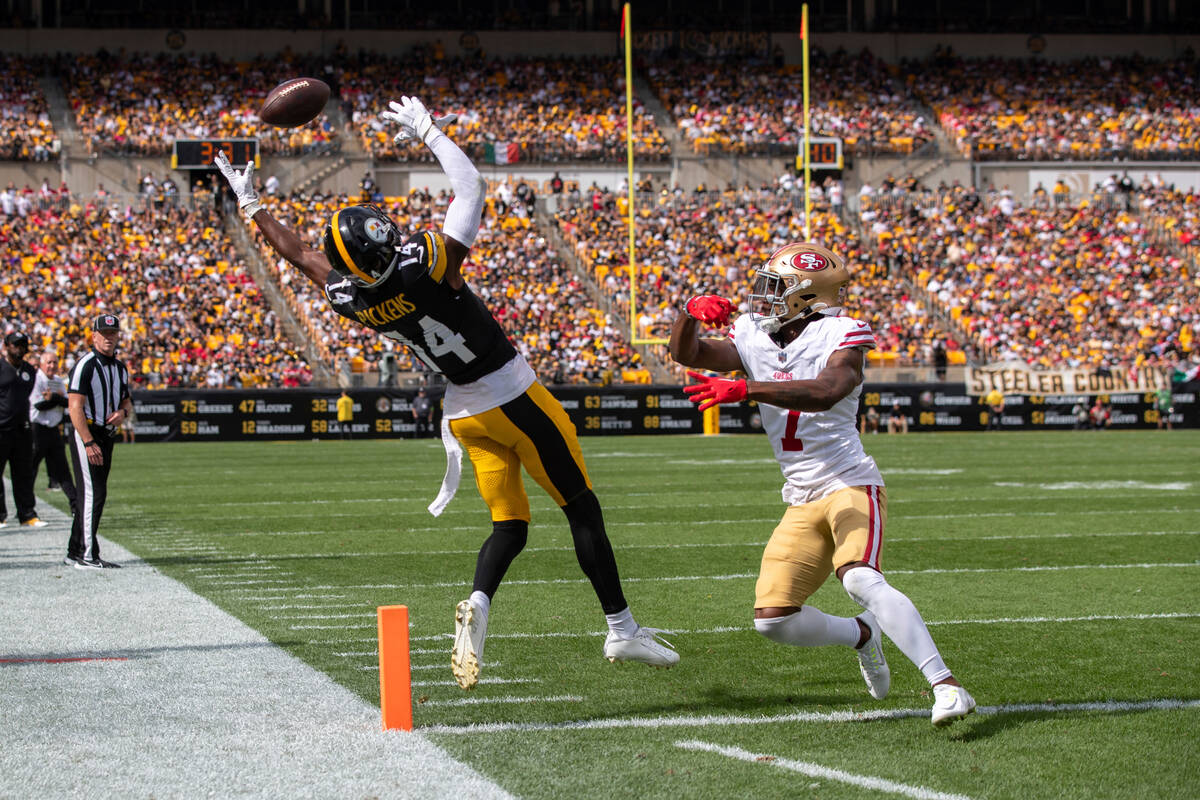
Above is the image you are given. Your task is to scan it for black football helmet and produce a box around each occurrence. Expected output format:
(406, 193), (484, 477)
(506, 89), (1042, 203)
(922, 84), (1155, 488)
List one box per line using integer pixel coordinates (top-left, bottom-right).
(323, 205), (403, 287)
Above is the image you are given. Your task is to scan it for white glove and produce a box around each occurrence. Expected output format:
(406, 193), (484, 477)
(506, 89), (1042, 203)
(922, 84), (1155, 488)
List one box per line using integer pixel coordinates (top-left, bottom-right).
(214, 151), (261, 219)
(381, 96), (457, 145)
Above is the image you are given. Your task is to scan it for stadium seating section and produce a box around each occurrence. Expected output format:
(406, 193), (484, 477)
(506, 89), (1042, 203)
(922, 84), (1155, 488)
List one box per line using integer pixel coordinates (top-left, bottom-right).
(0, 191), (312, 388)
(61, 52), (340, 157)
(2, 51), (1197, 386)
(251, 187), (649, 385)
(339, 53), (670, 163)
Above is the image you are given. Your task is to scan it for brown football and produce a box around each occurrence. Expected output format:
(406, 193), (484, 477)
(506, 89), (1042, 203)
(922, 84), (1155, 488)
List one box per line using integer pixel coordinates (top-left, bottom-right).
(258, 77), (330, 127)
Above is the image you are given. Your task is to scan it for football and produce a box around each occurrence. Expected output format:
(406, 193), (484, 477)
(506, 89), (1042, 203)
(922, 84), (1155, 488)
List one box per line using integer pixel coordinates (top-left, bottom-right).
(258, 77), (330, 127)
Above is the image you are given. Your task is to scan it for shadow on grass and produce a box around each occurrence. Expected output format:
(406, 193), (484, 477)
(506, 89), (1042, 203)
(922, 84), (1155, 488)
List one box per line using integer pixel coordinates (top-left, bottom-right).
(0, 639), (304, 665)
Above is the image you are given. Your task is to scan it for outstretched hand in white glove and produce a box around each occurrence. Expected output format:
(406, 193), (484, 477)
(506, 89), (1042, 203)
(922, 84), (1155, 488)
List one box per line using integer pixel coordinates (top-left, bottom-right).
(214, 151), (262, 219)
(381, 96), (457, 145)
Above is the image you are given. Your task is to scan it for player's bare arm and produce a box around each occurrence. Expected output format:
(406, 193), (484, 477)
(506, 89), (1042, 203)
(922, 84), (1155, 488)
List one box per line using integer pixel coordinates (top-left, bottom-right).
(668, 295), (743, 373)
(253, 210), (333, 286)
(747, 347), (865, 412)
(214, 151), (332, 286)
(381, 96), (482, 291)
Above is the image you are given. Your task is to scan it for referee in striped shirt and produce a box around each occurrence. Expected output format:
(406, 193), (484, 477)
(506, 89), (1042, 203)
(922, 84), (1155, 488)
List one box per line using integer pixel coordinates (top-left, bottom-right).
(64, 314), (133, 570)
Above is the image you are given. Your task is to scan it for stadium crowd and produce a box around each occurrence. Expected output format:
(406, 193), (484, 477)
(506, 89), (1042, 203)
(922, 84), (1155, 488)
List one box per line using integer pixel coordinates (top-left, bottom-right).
(339, 53), (670, 163)
(553, 183), (957, 376)
(860, 181), (1197, 371)
(250, 184), (648, 385)
(0, 55), (57, 161)
(905, 52), (1200, 161)
(60, 51), (339, 157)
(647, 50), (935, 157)
(0, 192), (312, 388)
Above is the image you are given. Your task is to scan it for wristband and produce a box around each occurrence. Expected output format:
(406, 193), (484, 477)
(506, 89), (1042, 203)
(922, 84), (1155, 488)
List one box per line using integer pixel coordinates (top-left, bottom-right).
(83, 440), (96, 447)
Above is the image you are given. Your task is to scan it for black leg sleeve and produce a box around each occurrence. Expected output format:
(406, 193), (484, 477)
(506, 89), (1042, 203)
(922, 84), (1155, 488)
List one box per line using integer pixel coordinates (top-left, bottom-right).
(472, 519), (529, 598)
(563, 489), (628, 614)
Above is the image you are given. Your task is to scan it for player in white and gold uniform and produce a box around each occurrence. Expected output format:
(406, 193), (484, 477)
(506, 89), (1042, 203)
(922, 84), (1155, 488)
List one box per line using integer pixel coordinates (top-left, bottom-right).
(670, 242), (975, 727)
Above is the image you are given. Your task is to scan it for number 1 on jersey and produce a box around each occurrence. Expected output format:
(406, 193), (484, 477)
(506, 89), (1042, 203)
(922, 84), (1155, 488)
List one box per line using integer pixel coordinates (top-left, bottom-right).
(782, 410), (804, 451)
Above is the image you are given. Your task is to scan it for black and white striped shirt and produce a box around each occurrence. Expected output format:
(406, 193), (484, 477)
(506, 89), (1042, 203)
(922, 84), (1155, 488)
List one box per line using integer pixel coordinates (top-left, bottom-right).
(68, 350), (130, 433)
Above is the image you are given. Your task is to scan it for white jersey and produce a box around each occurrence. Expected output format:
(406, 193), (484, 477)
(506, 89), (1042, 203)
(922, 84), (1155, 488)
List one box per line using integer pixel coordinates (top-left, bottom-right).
(730, 313), (883, 505)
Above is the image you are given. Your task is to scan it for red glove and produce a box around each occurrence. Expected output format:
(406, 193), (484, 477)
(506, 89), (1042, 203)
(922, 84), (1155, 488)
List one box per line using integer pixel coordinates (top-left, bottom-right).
(684, 294), (734, 326)
(683, 370), (747, 412)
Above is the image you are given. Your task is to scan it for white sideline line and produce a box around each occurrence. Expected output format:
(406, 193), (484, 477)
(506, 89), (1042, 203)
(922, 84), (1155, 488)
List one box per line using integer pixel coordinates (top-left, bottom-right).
(421, 698), (1200, 735)
(675, 740), (975, 800)
(262, 561), (1200, 595)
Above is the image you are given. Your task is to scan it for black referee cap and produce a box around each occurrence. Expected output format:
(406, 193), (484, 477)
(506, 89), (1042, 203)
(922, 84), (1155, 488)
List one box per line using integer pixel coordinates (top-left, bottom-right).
(93, 314), (121, 332)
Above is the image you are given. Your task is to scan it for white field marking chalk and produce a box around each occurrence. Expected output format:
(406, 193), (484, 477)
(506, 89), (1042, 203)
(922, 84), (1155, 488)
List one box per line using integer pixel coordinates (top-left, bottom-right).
(994, 480), (1192, 491)
(675, 740), (976, 800)
(403, 613), (1200, 645)
(421, 695), (583, 707)
(190, 529), (1200, 566)
(262, 561), (1200, 597)
(905, 508), (1199, 520)
(412, 678), (540, 687)
(421, 698), (1200, 735)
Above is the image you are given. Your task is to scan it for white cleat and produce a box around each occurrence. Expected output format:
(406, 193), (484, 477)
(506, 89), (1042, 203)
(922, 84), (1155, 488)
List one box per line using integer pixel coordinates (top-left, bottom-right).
(450, 599), (487, 690)
(603, 627), (679, 668)
(931, 683), (976, 727)
(855, 611), (890, 700)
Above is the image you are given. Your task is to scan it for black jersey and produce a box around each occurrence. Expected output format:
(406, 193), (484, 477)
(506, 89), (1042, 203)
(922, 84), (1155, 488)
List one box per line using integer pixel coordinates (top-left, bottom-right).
(324, 231), (518, 385)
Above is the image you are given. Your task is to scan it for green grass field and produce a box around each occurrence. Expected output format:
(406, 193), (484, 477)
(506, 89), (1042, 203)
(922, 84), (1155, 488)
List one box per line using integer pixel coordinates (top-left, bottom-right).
(41, 431), (1200, 799)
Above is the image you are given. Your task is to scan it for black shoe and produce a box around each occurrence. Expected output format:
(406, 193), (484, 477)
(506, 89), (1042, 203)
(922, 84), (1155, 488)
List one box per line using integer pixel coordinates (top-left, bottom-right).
(48, 482), (61, 490)
(63, 555), (80, 566)
(74, 558), (103, 571)
(97, 558), (122, 569)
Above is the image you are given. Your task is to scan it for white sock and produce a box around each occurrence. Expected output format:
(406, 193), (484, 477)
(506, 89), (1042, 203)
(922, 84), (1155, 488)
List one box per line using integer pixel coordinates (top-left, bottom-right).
(469, 590), (490, 614)
(753, 606), (860, 647)
(841, 567), (952, 685)
(605, 606), (638, 638)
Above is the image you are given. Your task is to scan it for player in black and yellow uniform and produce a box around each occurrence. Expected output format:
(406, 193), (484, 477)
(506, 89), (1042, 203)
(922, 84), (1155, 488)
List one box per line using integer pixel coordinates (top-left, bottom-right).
(216, 95), (677, 690)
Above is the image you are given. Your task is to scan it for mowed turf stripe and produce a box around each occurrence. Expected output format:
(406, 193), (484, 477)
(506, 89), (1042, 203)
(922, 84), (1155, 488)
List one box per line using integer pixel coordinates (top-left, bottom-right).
(220, 561), (1200, 592)
(675, 740), (977, 800)
(422, 698), (1200, 735)
(159, 529), (1200, 560)
(308, 612), (1200, 641)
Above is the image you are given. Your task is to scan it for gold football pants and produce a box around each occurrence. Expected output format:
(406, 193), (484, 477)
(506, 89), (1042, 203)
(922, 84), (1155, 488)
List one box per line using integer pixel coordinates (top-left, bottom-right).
(755, 485), (887, 609)
(449, 382), (591, 522)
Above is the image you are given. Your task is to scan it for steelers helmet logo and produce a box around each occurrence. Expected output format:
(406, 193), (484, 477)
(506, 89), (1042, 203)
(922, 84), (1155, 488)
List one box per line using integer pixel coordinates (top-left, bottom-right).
(364, 217), (390, 244)
(791, 252), (829, 271)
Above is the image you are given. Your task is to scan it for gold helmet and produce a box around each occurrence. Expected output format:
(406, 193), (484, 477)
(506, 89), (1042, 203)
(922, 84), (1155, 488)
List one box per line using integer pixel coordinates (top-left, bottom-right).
(748, 242), (851, 333)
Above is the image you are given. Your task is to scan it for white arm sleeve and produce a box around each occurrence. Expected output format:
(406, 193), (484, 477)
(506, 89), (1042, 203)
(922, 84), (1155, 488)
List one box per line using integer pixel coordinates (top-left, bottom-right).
(424, 129), (486, 247)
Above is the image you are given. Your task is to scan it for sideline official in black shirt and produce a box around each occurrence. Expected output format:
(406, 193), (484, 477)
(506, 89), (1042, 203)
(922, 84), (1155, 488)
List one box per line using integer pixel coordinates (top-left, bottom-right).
(0, 331), (48, 528)
(64, 314), (132, 570)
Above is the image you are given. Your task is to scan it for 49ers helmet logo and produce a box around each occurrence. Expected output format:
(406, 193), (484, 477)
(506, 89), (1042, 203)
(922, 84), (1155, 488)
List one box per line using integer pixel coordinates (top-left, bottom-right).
(790, 251), (829, 271)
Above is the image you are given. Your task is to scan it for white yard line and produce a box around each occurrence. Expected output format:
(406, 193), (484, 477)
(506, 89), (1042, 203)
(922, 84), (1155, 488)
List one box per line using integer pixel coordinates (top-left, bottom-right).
(422, 698), (1200, 735)
(152, 529), (1200, 563)
(675, 740), (976, 800)
(0, 488), (512, 800)
(251, 561), (1199, 595)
